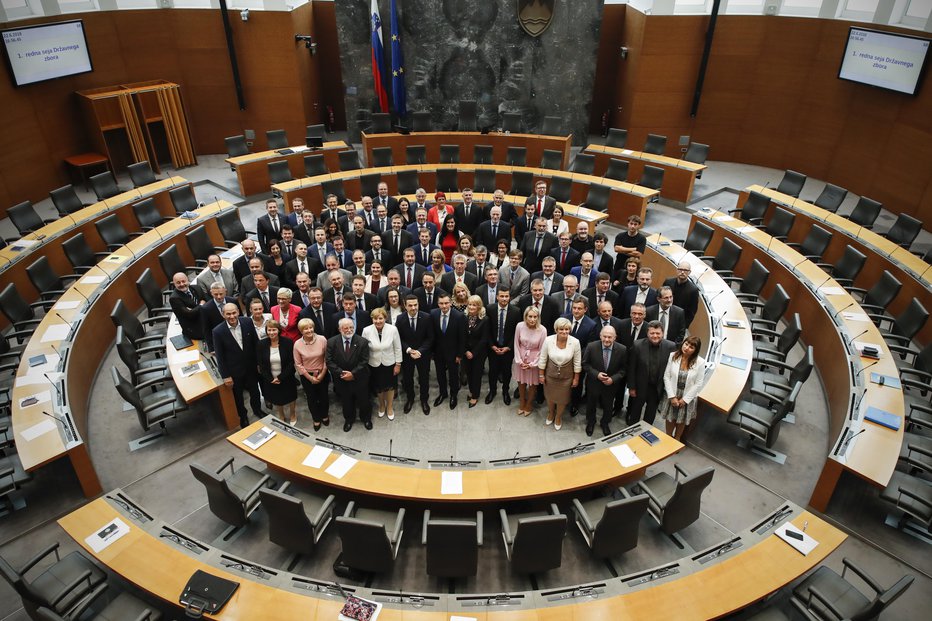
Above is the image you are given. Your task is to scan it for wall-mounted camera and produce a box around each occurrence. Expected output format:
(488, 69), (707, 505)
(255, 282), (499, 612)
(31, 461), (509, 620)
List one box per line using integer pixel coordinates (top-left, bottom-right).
(240, 8), (249, 21)
(295, 34), (318, 54)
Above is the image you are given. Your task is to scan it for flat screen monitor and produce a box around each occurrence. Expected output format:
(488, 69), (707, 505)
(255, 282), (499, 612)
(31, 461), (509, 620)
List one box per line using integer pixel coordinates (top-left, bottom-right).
(2, 20), (93, 87)
(838, 27), (929, 96)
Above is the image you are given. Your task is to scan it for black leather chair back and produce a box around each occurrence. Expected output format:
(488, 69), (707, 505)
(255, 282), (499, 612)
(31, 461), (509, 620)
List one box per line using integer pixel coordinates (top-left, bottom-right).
(511, 514), (567, 574)
(549, 177), (572, 203)
(585, 184), (611, 212)
(8, 201), (42, 235)
(305, 154), (327, 177)
(639, 165), (665, 191)
(425, 519), (479, 577)
(501, 112), (522, 133)
(133, 198), (162, 230)
(335, 516), (394, 573)
(439, 144), (460, 164)
(90, 172), (120, 201)
(660, 467), (714, 534)
(190, 463), (249, 527)
(411, 111), (432, 132)
(776, 169), (807, 198)
(540, 116), (561, 135)
(370, 113), (392, 134)
(63, 233), (96, 272)
(50, 185), (84, 216)
(225, 135), (249, 157)
(505, 146), (527, 167)
(684, 142), (709, 165)
(406, 145), (426, 165)
(26, 256), (64, 296)
(458, 100), (478, 131)
(360, 173), (381, 199)
(540, 149), (562, 170)
(473, 169), (496, 194)
(396, 171), (419, 196)
(95, 214), (129, 248)
(643, 133), (667, 155)
(605, 128), (627, 149)
(472, 145), (493, 165)
(259, 487), (316, 555)
(509, 171), (533, 197)
(571, 153), (595, 175)
(127, 161), (156, 188)
(812, 183), (847, 212)
(739, 260), (770, 298)
(268, 160), (293, 184)
(848, 197), (882, 228)
(158, 245), (186, 282)
(684, 221), (713, 254)
(218, 209), (247, 246)
(436, 169), (458, 193)
(322, 179), (347, 204)
(713, 238), (742, 274)
(605, 158), (629, 182)
(338, 150), (361, 171)
(592, 494), (649, 557)
(169, 186), (198, 215)
(266, 129), (289, 149)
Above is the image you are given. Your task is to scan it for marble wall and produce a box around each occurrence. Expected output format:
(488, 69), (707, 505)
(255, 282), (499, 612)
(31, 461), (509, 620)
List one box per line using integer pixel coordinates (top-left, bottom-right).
(334, 0), (605, 144)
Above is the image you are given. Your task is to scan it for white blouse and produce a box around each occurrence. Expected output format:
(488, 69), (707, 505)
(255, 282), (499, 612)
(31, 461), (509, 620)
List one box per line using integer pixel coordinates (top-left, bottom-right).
(538, 335), (582, 372)
(362, 323), (403, 367)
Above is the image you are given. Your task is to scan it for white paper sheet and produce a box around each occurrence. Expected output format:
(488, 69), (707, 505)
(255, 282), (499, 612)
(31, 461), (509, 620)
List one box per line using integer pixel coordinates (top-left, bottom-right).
(14, 375), (53, 388)
(10, 239), (39, 250)
(842, 312), (870, 322)
(737, 226), (757, 233)
(302, 445), (333, 469)
(81, 275), (106, 285)
(55, 300), (82, 310)
(776, 523), (818, 556)
(21, 419), (56, 441)
(610, 444), (642, 468)
(621, 149), (633, 155)
(714, 214), (737, 222)
(820, 286), (846, 296)
(85, 518), (130, 553)
(450, 617), (479, 621)
(41, 324), (71, 342)
(441, 471), (463, 495)
(325, 453), (358, 479)
(173, 350), (200, 364)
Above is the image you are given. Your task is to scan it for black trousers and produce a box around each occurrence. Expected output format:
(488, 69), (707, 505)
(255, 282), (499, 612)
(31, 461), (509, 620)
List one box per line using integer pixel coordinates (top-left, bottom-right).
(626, 389), (661, 426)
(299, 374), (330, 423)
(231, 372), (263, 423)
(334, 378), (371, 424)
(402, 355), (431, 402)
(464, 351), (487, 398)
(487, 350), (514, 393)
(586, 384), (615, 426)
(435, 356), (460, 398)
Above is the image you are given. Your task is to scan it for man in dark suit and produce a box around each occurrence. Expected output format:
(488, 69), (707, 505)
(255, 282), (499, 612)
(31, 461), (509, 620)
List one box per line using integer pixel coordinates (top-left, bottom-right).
(374, 182), (399, 216)
(524, 179), (557, 219)
(330, 237), (354, 271)
(293, 210), (317, 246)
(365, 234), (393, 268)
(376, 269), (412, 304)
(646, 286), (687, 345)
(414, 272), (446, 312)
(232, 239), (272, 285)
(474, 266), (503, 308)
(513, 202), (538, 245)
(486, 289), (521, 405)
(406, 208), (438, 238)
(440, 254), (479, 293)
(284, 244), (321, 288)
(212, 303), (265, 427)
(238, 257), (280, 308)
(473, 204), (511, 249)
(199, 282), (238, 351)
(466, 246), (490, 283)
(256, 198), (284, 251)
(663, 260), (700, 327)
(568, 298), (598, 412)
(570, 252), (599, 292)
(454, 188), (483, 237)
(320, 193), (346, 227)
(617, 303), (649, 350)
(345, 216), (374, 252)
(531, 256), (564, 296)
(285, 197), (306, 228)
(550, 232), (581, 274)
(309, 228), (335, 267)
(326, 318), (372, 431)
(349, 275), (379, 314)
(291, 273), (314, 308)
(431, 293), (466, 408)
(411, 228), (439, 267)
(279, 226), (298, 262)
(626, 320), (677, 426)
(330, 296), (371, 337)
(520, 218), (558, 274)
(618, 267), (658, 318)
(583, 273), (620, 318)
(337, 202), (359, 237)
(383, 215), (414, 261)
(518, 280), (561, 335)
(591, 232), (614, 277)
(583, 326), (628, 436)
(169, 273), (204, 340)
(594, 299), (625, 335)
(551, 274), (581, 317)
(394, 248), (427, 291)
(297, 287), (336, 336)
(488, 189), (518, 224)
(395, 295), (434, 415)
(243, 272), (280, 313)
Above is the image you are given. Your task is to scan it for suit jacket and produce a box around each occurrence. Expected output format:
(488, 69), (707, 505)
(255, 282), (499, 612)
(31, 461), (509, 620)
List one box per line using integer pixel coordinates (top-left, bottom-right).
(550, 246), (581, 274)
(365, 247), (394, 268)
(520, 232), (558, 273)
(257, 337), (295, 383)
(569, 314), (598, 349)
(284, 256), (322, 287)
(570, 235), (596, 256)
(454, 203), (484, 236)
(297, 301), (336, 336)
(628, 338), (677, 396)
(377, 285), (412, 304)
(293, 222), (317, 245)
(244, 285), (280, 312)
(594, 314), (625, 336)
(239, 272), (280, 305)
(271, 303), (301, 341)
(474, 283), (504, 308)
(617, 318), (648, 350)
(524, 194), (557, 219)
(194, 266), (237, 299)
(513, 214), (538, 245)
(320, 208), (346, 225)
(406, 221), (438, 238)
(394, 262), (427, 290)
(582, 341), (628, 393)
(321, 286), (350, 308)
(662, 353), (707, 405)
(351, 293), (380, 314)
(583, 288), (621, 318)
(486, 302), (522, 349)
(381, 229), (414, 260)
(530, 271), (564, 296)
(517, 293), (561, 335)
(256, 214), (285, 251)
(374, 195), (399, 215)
(362, 323), (402, 366)
(413, 286), (447, 312)
(316, 268), (353, 291)
(592, 252), (614, 277)
(431, 307), (466, 361)
(232, 253), (273, 285)
(551, 291), (582, 316)
(345, 229), (374, 252)
(325, 334), (370, 389)
(308, 242), (335, 266)
(473, 219), (512, 250)
(619, 285), (658, 319)
(498, 265), (530, 298)
(213, 317), (259, 379)
(410, 243), (440, 267)
(395, 311), (435, 360)
(169, 287), (204, 340)
(465, 259), (491, 283)
(440, 271), (478, 294)
(199, 296), (238, 351)
(465, 315), (489, 358)
(663, 276), (700, 327)
(570, 266), (600, 292)
(330, 310), (371, 337)
(331, 249), (354, 271)
(646, 303), (687, 344)
(291, 288), (313, 309)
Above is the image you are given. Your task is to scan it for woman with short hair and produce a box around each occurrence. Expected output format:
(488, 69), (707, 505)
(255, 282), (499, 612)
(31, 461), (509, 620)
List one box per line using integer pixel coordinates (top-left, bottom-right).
(362, 307), (403, 421)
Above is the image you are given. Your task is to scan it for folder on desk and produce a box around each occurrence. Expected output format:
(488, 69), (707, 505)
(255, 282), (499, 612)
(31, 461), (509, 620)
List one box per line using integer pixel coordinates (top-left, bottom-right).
(864, 407), (900, 431)
(170, 334), (194, 350)
(776, 523), (818, 556)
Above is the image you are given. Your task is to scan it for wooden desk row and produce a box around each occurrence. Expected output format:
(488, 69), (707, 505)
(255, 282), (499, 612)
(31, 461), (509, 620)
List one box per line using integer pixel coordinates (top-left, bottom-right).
(582, 144), (707, 203)
(224, 141), (350, 197)
(738, 185), (932, 347)
(11, 202), (237, 498)
(59, 492), (844, 620)
(273, 164), (659, 226)
(0, 177), (190, 331)
(692, 211), (905, 512)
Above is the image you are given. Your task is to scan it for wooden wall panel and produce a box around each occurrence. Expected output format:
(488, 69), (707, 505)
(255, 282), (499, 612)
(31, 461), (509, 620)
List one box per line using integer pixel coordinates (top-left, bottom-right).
(589, 3), (626, 133)
(312, 1), (346, 131)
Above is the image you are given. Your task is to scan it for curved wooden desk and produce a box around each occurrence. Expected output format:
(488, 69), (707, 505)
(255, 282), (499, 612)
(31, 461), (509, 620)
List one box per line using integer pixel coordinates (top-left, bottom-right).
(11, 202), (236, 497)
(0, 177), (190, 330)
(582, 144), (707, 203)
(361, 131), (573, 170)
(737, 185), (932, 346)
(59, 493), (844, 620)
(692, 211), (906, 512)
(225, 141), (349, 197)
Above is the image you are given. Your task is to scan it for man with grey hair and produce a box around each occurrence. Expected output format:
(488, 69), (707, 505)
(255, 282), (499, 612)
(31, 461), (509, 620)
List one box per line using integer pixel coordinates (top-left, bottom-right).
(200, 281), (238, 351)
(195, 254), (236, 299)
(583, 325), (627, 436)
(474, 204), (512, 249)
(326, 317), (371, 431)
(213, 302), (265, 427)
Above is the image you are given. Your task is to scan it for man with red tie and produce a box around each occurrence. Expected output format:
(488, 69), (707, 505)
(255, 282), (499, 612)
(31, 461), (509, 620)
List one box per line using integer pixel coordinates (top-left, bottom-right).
(524, 180), (556, 220)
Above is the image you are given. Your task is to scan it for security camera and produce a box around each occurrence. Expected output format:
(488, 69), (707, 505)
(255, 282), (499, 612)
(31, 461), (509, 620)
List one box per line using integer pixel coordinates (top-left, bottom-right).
(240, 8), (249, 21)
(295, 34), (317, 53)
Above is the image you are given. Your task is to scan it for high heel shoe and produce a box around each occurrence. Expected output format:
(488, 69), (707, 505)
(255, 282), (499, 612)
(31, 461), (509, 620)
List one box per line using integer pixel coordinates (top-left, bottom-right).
(313, 422), (321, 431)
(468, 399), (477, 408)
(554, 417), (562, 430)
(322, 418), (330, 427)
(545, 416), (554, 426)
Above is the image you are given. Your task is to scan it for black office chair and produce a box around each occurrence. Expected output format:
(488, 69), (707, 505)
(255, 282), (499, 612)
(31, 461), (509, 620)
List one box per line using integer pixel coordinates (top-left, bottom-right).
(134, 269), (172, 320)
(880, 471), (932, 534)
(304, 154), (327, 177)
(411, 111), (432, 132)
(110, 299), (168, 348)
(790, 558), (913, 621)
(810, 183), (847, 213)
(436, 168), (458, 193)
(268, 160), (293, 186)
(305, 123), (326, 140)
(572, 489), (649, 558)
(112, 367), (186, 434)
(775, 169), (806, 198)
(762, 207), (795, 241)
(158, 244), (198, 281)
(509, 171), (533, 197)
(540, 116), (562, 136)
(897, 432), (932, 474)
(396, 170), (419, 196)
(499, 504), (567, 574)
(727, 381), (801, 455)
(89, 171), (121, 201)
(439, 144), (460, 164)
(898, 345), (931, 397)
(359, 173), (380, 200)
(878, 298), (928, 355)
(816, 245), (866, 288)
(335, 501), (405, 574)
(635, 463), (714, 535)
(169, 185), (199, 215)
(321, 179), (347, 204)
(604, 158), (629, 182)
(132, 198), (170, 232)
(370, 113), (392, 134)
(62, 233), (108, 274)
(747, 284), (791, 338)
(883, 213), (922, 249)
(421, 510), (483, 578)
(26, 256), (80, 303)
(502, 112), (522, 133)
(549, 176), (572, 203)
(49, 185), (88, 217)
(846, 196), (882, 229)
(540, 149), (563, 170)
(186, 225), (226, 266)
(506, 146), (527, 167)
(473, 144), (493, 165)
(0, 283), (49, 343)
(730, 190), (769, 225)
(36, 588), (161, 621)
(458, 100), (478, 131)
(191, 458), (270, 528)
(95, 214), (139, 251)
(848, 270), (901, 316)
(571, 153), (595, 175)
(406, 144), (427, 165)
(473, 169), (497, 194)
(371, 147), (394, 167)
(674, 220), (714, 254)
(638, 165), (664, 201)
(733, 259), (770, 302)
(259, 482), (336, 558)
(225, 135), (249, 157)
(127, 161), (157, 188)
(748, 346), (814, 405)
(338, 150), (361, 171)
(115, 325), (168, 383)
(683, 142), (709, 176)
(699, 237), (741, 278)
(605, 128), (627, 149)
(786, 224), (831, 260)
(753, 313), (802, 367)
(643, 133), (667, 155)
(585, 184), (611, 212)
(8, 201), (54, 236)
(266, 129), (289, 149)
(217, 208), (254, 247)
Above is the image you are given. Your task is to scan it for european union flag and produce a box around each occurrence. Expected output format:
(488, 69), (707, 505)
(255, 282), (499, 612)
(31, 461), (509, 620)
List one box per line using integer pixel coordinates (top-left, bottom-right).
(390, 0), (406, 118)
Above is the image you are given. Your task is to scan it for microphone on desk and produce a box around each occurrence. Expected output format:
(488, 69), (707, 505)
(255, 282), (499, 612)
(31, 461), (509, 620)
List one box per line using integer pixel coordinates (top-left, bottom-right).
(845, 328), (869, 348)
(855, 358), (879, 378)
(512, 451), (520, 464)
(813, 274), (832, 292)
(718, 310), (728, 327)
(71, 286), (91, 306)
(849, 387), (867, 421)
(706, 288), (724, 305)
(54, 312), (72, 326)
(842, 428), (867, 454)
(832, 301), (855, 320)
(43, 373), (61, 399)
(790, 256), (807, 276)
(766, 235), (775, 254)
(40, 410), (66, 424)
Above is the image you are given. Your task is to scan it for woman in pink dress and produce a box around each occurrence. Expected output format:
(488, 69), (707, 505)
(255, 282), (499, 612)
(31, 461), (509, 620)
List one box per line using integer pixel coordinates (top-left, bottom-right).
(512, 306), (547, 416)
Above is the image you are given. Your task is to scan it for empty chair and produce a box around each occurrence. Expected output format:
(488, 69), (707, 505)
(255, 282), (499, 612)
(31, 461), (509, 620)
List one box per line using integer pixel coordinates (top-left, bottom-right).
(881, 471), (932, 533)
(786, 224), (831, 260)
(848, 270), (901, 316)
(191, 458), (270, 528)
(186, 225), (226, 266)
(49, 185), (87, 216)
(730, 190), (769, 225)
(727, 381), (801, 456)
(846, 196), (882, 229)
(572, 489), (649, 558)
(36, 588), (162, 621)
(584, 184), (612, 212)
(635, 463), (714, 535)
(0, 284), (47, 343)
(225, 135), (249, 157)
(396, 170), (419, 196)
(266, 129), (288, 149)
(474, 169), (497, 194)
(370, 113), (392, 134)
(217, 208), (254, 247)
(606, 128), (627, 149)
(111, 299), (168, 348)
(158, 244), (198, 281)
(305, 123), (325, 140)
(675, 220), (714, 254)
(604, 158), (629, 182)
(8, 201), (54, 236)
(549, 176), (572, 203)
(899, 345), (931, 396)
(268, 160), (293, 186)
(338, 150), (361, 171)
(571, 153), (595, 175)
(371, 146), (394, 167)
(817, 245), (866, 288)
(360, 173), (380, 199)
(763, 207), (795, 241)
(112, 367), (186, 433)
(643, 133), (667, 155)
(790, 558), (913, 621)
(501, 112), (522, 133)
(540, 116), (561, 135)
(747, 284), (791, 337)
(733, 259), (770, 302)
(321, 179), (347, 204)
(506, 146), (527, 167)
(638, 165), (664, 202)
(335, 501), (405, 574)
(439, 144), (460, 164)
(89, 171), (121, 201)
(94, 214), (135, 250)
(411, 111), (432, 132)
(169, 185), (198, 215)
(436, 168), (458, 193)
(458, 100), (478, 131)
(421, 510), (483, 578)
(683, 142), (709, 174)
(473, 144), (493, 165)
(134, 269), (172, 320)
(406, 144), (427, 165)
(26, 256), (79, 302)
(304, 153), (327, 177)
(115, 325), (168, 383)
(754, 313), (802, 367)
(127, 161), (157, 188)
(499, 504), (566, 574)
(878, 298), (928, 353)
(775, 169), (806, 198)
(884, 213), (922, 249)
(259, 482), (336, 557)
(540, 149), (563, 170)
(897, 433), (932, 474)
(749, 346), (814, 404)
(810, 183), (847, 213)
(63, 232), (108, 273)
(509, 171), (533, 197)
(133, 198), (170, 231)
(700, 237), (742, 278)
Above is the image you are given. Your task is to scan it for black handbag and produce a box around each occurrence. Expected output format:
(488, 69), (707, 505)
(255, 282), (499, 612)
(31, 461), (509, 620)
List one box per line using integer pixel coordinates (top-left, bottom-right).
(179, 570), (239, 618)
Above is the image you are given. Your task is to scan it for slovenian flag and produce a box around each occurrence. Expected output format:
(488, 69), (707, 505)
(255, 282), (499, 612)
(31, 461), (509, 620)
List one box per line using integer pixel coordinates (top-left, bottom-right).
(390, 0), (406, 118)
(370, 0), (389, 113)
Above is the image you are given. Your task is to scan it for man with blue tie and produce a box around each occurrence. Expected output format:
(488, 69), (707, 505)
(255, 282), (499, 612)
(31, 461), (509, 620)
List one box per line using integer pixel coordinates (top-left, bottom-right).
(486, 289), (521, 405)
(582, 326), (627, 437)
(431, 293), (466, 409)
(212, 303), (265, 427)
(326, 318), (371, 431)
(395, 295), (434, 415)
(199, 282), (238, 351)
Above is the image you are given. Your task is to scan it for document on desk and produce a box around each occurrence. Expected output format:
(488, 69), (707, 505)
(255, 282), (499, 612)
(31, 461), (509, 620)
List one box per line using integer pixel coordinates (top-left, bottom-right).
(441, 471), (463, 495)
(737, 225), (757, 233)
(776, 523), (818, 556)
(85, 517), (130, 553)
(842, 311), (870, 322)
(9, 239), (39, 251)
(820, 286), (846, 296)
(325, 454), (358, 479)
(55, 300), (82, 310)
(180, 361), (206, 377)
(302, 445), (333, 469)
(242, 426), (276, 450)
(610, 444), (641, 468)
(21, 418), (56, 441)
(41, 324), (71, 343)
(104, 254), (128, 264)
(81, 275), (106, 285)
(173, 350), (201, 364)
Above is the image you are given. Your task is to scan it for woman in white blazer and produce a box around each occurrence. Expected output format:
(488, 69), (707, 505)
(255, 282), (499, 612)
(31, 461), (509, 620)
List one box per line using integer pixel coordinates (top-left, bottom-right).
(362, 307), (403, 421)
(658, 335), (706, 440)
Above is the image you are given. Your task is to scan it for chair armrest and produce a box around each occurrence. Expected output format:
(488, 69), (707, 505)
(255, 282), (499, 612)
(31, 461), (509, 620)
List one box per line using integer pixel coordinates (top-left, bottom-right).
(391, 508), (406, 545)
(638, 480), (663, 507)
(903, 441), (932, 461)
(141, 396), (180, 415)
(860, 304), (885, 316)
(59, 582), (108, 621)
(240, 474), (272, 507)
(19, 542), (61, 574)
(673, 463), (689, 479)
(0, 361), (18, 375)
(499, 508), (514, 544)
(344, 500), (357, 517)
(759, 380), (791, 394)
(752, 346), (784, 361)
(845, 286), (867, 298)
(476, 510), (484, 546)
(135, 343), (166, 357)
(549, 503), (561, 516)
(49, 568), (93, 608)
(805, 586), (846, 621)
(733, 407), (770, 430)
(888, 343), (917, 360)
(897, 485), (932, 511)
(752, 358), (793, 373)
(134, 376), (173, 391)
(133, 364), (168, 379)
(882, 333), (912, 346)
(841, 558), (883, 594)
(140, 316), (170, 327)
(421, 509), (431, 545)
(217, 456), (236, 475)
(311, 494), (336, 530)
(571, 498), (595, 534)
(742, 300), (766, 311)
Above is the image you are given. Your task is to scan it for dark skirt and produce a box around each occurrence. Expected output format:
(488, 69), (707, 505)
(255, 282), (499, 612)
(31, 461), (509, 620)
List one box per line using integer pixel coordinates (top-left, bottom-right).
(264, 373), (297, 405)
(371, 363), (397, 392)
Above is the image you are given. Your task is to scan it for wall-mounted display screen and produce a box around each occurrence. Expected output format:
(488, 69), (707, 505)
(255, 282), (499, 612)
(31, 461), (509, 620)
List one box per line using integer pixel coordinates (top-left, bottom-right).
(838, 27), (929, 96)
(2, 20), (93, 87)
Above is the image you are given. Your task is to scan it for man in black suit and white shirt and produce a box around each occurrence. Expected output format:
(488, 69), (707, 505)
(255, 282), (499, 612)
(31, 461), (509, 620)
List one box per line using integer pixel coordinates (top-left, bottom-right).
(297, 287), (336, 336)
(293, 210), (317, 246)
(213, 303), (264, 427)
(662, 260), (700, 327)
(517, 279), (560, 335)
(474, 266), (503, 308)
(473, 204), (512, 250)
(382, 215), (414, 260)
(488, 188), (517, 224)
(395, 295), (434, 415)
(524, 179), (556, 219)
(320, 193), (346, 227)
(583, 273), (620, 319)
(486, 289), (522, 405)
(440, 254), (478, 294)
(431, 293), (466, 409)
(394, 248), (427, 291)
(169, 272), (204, 340)
(284, 243), (321, 287)
(232, 239), (272, 285)
(617, 303), (648, 350)
(365, 234), (394, 268)
(618, 267), (658, 318)
(256, 198), (284, 251)
(454, 188), (483, 237)
(513, 202), (538, 246)
(646, 286), (687, 344)
(199, 282), (238, 351)
(466, 245), (490, 283)
(582, 326), (627, 436)
(626, 321), (677, 426)
(244, 272), (280, 313)
(374, 181), (399, 215)
(520, 218), (558, 274)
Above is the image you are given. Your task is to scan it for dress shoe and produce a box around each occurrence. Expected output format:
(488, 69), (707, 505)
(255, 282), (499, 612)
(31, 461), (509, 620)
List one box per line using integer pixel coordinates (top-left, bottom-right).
(322, 418), (330, 427)
(468, 399), (477, 408)
(570, 406), (578, 417)
(585, 423), (595, 437)
(545, 417), (553, 426)
(601, 422), (612, 436)
(343, 422), (352, 432)
(502, 391), (512, 405)
(364, 421), (373, 430)
(554, 422), (562, 430)
(434, 395), (446, 407)
(485, 392), (496, 405)
(404, 400), (414, 414)
(421, 401), (431, 415)
(449, 396), (458, 409)
(387, 411), (395, 421)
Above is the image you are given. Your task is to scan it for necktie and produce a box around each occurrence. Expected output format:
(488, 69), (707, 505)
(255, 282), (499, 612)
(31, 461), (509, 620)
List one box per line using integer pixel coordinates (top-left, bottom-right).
(598, 294), (604, 305)
(344, 339), (351, 355)
(261, 291), (269, 308)
(335, 289), (342, 305)
(537, 198), (542, 216)
(534, 301), (539, 310)
(603, 348), (610, 369)
(302, 293), (309, 306)
(603, 320), (610, 328)
(661, 310), (668, 337)
(492, 223), (498, 239)
(357, 297), (365, 311)
(315, 308), (323, 329)
(632, 324), (639, 339)
(441, 313), (447, 333)
(422, 247), (428, 264)
(426, 292), (432, 307)
(527, 216), (533, 232)
(565, 297), (572, 315)
(534, 235), (542, 255)
(379, 218), (386, 232)
(374, 251), (380, 262)
(464, 206), (470, 219)
(560, 249), (567, 270)
(271, 216), (278, 233)
(544, 277), (551, 294)
(410, 316), (416, 332)
(394, 233), (399, 253)
(498, 308), (505, 345)
(299, 261), (306, 274)
(285, 243), (292, 256)
(406, 267), (413, 289)
(572, 319), (579, 335)
(187, 290), (194, 301)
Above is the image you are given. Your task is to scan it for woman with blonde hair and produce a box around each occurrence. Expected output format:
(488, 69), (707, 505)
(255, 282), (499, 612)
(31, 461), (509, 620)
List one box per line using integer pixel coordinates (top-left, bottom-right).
(463, 295), (489, 408)
(293, 317), (329, 431)
(428, 248), (451, 281)
(513, 305), (547, 416)
(539, 317), (582, 430)
(451, 282), (471, 313)
(257, 320), (297, 423)
(362, 307), (403, 421)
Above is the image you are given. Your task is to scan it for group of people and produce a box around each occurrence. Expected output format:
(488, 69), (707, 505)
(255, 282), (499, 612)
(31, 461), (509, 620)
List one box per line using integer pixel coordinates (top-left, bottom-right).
(168, 182), (707, 439)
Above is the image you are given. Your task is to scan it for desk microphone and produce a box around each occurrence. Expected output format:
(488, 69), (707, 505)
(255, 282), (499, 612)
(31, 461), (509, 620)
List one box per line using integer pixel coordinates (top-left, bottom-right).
(40, 410), (66, 424)
(855, 359), (878, 378)
(832, 301), (855, 319)
(766, 234), (775, 253)
(845, 328), (868, 348)
(842, 428), (867, 453)
(718, 310), (728, 326)
(54, 312), (72, 326)
(512, 451), (520, 464)
(813, 274), (832, 291)
(790, 257), (807, 276)
(706, 288), (725, 305)
(43, 373), (61, 400)
(71, 287), (90, 306)
(849, 388), (867, 421)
